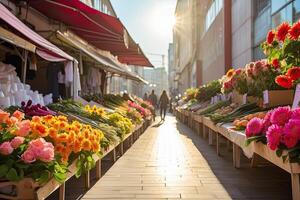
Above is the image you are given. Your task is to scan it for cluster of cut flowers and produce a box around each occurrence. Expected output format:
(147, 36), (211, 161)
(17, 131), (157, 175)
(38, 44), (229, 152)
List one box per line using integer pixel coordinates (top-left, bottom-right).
(263, 20), (300, 89)
(84, 105), (106, 116)
(246, 106), (300, 151)
(221, 60), (280, 97)
(0, 109), (103, 183)
(107, 112), (133, 138)
(128, 100), (151, 118)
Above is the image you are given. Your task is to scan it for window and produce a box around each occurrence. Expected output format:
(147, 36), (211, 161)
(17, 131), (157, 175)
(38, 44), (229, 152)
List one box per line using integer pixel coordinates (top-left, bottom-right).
(254, 6), (271, 45)
(253, 45), (266, 60)
(93, 0), (102, 11)
(205, 0), (223, 31)
(271, 0), (291, 13)
(294, 0), (300, 21)
(272, 3), (292, 27)
(254, 0), (270, 17)
(103, 4), (108, 14)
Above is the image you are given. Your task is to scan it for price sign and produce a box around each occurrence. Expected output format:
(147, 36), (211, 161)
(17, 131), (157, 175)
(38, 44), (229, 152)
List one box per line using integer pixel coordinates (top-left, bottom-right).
(263, 90), (269, 105)
(242, 94), (247, 105)
(292, 84), (300, 109)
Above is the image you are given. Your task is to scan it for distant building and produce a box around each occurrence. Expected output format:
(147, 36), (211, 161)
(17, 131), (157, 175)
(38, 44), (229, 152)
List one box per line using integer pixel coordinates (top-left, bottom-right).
(143, 67), (168, 97)
(168, 43), (176, 97)
(173, 0), (300, 94)
(80, 0), (148, 97)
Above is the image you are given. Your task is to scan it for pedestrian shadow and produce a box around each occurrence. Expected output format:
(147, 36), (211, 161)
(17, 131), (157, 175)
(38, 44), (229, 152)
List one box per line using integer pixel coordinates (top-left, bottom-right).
(152, 120), (164, 128)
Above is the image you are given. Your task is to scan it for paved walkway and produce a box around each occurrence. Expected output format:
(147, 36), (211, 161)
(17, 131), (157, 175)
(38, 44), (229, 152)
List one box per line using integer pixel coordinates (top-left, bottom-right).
(82, 115), (291, 200)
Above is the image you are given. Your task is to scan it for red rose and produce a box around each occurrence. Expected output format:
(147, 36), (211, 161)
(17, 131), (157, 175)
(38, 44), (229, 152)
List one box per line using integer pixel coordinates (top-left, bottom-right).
(276, 22), (291, 42)
(275, 75), (293, 89)
(289, 21), (300, 40)
(266, 30), (275, 44)
(286, 66), (300, 81)
(272, 59), (280, 69)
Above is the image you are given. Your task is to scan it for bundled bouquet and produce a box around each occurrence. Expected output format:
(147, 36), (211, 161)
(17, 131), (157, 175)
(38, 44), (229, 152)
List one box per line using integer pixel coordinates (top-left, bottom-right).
(246, 106), (300, 163)
(221, 68), (247, 95)
(126, 108), (143, 125)
(196, 80), (221, 102)
(183, 88), (199, 102)
(106, 112), (133, 139)
(128, 101), (151, 118)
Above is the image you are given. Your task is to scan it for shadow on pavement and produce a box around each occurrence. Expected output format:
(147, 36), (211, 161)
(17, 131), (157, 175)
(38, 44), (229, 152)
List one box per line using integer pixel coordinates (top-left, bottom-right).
(152, 120), (164, 128)
(175, 120), (291, 200)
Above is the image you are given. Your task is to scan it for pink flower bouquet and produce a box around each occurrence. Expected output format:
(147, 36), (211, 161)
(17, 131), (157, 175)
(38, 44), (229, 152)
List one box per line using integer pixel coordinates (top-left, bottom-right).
(246, 106), (300, 163)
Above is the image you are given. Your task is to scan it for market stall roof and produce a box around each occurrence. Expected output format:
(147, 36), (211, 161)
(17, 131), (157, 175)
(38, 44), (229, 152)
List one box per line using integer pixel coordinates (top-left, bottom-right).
(0, 3), (74, 61)
(27, 0), (153, 67)
(55, 31), (148, 84)
(0, 27), (36, 52)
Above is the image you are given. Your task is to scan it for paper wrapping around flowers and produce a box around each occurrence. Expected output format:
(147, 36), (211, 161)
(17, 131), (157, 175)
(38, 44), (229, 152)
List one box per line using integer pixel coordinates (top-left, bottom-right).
(221, 123), (254, 158)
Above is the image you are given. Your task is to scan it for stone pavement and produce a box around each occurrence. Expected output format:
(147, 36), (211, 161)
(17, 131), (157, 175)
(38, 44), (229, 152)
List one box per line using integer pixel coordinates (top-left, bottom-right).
(81, 115), (291, 200)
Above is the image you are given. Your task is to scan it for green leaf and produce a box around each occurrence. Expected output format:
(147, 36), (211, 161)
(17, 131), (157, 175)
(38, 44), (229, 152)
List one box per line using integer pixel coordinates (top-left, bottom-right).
(36, 170), (50, 183)
(0, 164), (9, 178)
(282, 155), (288, 162)
(276, 149), (283, 157)
(53, 172), (66, 183)
(6, 168), (20, 181)
(15, 163), (29, 169)
(245, 136), (266, 146)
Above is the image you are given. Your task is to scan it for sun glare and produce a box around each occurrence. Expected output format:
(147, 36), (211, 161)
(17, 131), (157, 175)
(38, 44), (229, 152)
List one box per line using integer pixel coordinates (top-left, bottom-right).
(148, 3), (177, 36)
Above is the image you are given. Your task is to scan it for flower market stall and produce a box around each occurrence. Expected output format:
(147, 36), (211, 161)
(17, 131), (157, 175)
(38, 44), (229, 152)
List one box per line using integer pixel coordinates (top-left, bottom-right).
(0, 94), (153, 200)
(175, 20), (300, 200)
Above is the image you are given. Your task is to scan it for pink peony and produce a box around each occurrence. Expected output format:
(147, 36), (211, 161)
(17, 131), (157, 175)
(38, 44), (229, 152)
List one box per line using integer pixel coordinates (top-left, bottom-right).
(262, 111), (272, 134)
(270, 106), (292, 126)
(283, 119), (300, 138)
(266, 125), (283, 150)
(0, 142), (13, 155)
(282, 133), (298, 148)
(10, 136), (25, 149)
(245, 117), (264, 137)
(38, 146), (54, 162)
(15, 120), (31, 136)
(27, 138), (54, 163)
(291, 108), (300, 120)
(21, 149), (36, 163)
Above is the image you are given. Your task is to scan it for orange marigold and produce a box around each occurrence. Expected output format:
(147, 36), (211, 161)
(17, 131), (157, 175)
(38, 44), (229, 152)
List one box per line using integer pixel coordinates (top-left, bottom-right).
(82, 139), (91, 151)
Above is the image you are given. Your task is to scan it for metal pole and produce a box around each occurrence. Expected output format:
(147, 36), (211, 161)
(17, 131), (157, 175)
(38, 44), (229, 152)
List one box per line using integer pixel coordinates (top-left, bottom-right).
(22, 50), (28, 83)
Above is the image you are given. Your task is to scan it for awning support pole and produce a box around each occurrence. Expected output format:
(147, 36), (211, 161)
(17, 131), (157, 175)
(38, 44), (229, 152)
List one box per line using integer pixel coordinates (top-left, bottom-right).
(22, 50), (28, 83)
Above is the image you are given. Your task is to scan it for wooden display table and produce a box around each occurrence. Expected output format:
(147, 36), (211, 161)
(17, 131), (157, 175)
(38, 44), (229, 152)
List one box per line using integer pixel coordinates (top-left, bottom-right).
(0, 121), (150, 200)
(190, 116), (300, 200)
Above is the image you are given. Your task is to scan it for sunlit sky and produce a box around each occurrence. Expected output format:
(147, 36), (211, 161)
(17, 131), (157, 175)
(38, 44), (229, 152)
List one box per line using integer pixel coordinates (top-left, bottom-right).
(110, 0), (177, 69)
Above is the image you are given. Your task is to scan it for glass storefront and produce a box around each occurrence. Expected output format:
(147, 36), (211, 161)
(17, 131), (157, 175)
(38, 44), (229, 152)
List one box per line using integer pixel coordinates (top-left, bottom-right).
(253, 0), (300, 60)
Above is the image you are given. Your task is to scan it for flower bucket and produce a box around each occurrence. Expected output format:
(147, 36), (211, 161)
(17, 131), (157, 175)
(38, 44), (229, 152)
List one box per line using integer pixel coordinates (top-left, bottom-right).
(264, 90), (294, 108)
(0, 178), (40, 200)
(231, 91), (248, 105)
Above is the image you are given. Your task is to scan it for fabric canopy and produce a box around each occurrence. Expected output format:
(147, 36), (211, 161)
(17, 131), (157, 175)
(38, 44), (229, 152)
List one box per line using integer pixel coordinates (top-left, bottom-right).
(27, 0), (153, 67)
(0, 3), (74, 61)
(55, 31), (148, 84)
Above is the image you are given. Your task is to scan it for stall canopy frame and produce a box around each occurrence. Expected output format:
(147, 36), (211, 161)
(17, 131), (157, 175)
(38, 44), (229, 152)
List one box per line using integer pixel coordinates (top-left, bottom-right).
(54, 31), (148, 84)
(0, 3), (74, 62)
(27, 0), (153, 67)
(0, 27), (36, 53)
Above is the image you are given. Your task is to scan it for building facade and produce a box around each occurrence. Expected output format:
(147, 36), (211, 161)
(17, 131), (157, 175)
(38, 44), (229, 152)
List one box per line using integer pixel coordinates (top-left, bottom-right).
(173, 0), (300, 94)
(168, 43), (176, 97)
